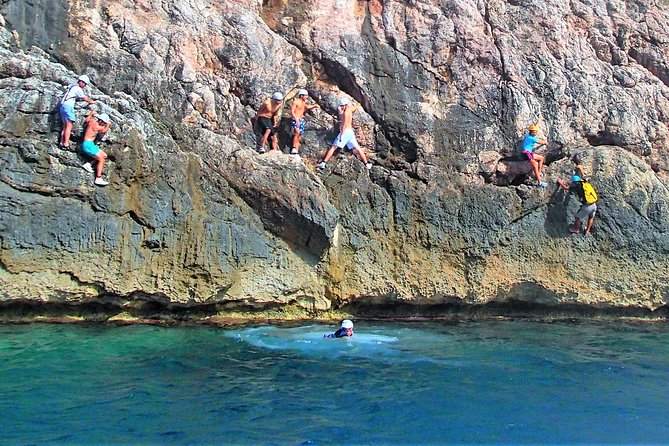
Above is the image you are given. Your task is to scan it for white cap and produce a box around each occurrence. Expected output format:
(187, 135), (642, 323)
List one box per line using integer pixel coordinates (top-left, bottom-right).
(78, 74), (91, 85)
(297, 89), (308, 97)
(96, 113), (110, 123)
(341, 320), (353, 329)
(272, 92), (284, 101)
(338, 97), (350, 107)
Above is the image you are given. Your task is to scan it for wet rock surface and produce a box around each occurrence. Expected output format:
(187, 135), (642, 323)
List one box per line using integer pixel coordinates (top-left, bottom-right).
(0, 0), (667, 319)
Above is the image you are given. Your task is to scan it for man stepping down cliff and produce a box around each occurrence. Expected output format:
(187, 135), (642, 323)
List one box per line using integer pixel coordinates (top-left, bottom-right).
(59, 74), (96, 148)
(255, 92), (283, 153)
(522, 124), (548, 188)
(317, 98), (372, 170)
(289, 89), (319, 155)
(80, 110), (111, 186)
(556, 165), (598, 235)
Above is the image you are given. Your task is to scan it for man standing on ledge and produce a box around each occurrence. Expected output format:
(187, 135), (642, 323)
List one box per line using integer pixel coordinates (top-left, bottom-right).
(289, 89), (319, 155)
(556, 165), (598, 235)
(80, 110), (111, 186)
(59, 74), (95, 148)
(522, 124), (548, 188)
(317, 97), (372, 170)
(255, 92), (283, 153)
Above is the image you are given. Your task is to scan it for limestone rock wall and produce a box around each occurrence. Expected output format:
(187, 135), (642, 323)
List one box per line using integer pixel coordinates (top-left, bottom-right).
(0, 0), (668, 316)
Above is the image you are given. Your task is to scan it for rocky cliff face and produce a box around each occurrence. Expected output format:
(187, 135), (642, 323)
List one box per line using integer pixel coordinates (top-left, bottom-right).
(0, 0), (668, 320)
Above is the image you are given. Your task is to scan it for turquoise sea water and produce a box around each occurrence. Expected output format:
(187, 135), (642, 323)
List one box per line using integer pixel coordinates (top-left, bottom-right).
(1, 321), (668, 445)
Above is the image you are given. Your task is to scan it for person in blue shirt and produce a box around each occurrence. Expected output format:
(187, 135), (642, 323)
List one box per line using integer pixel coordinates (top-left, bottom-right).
(522, 124), (548, 188)
(324, 320), (354, 338)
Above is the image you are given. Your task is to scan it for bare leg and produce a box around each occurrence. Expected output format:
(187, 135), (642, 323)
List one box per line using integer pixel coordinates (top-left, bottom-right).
(259, 129), (271, 150)
(535, 154), (545, 178)
(61, 119), (73, 146)
(93, 150), (107, 178)
(569, 217), (582, 233)
(529, 159), (542, 184)
(322, 145), (339, 164)
(353, 146), (369, 164)
(584, 217), (595, 234)
(292, 130), (301, 152)
(270, 134), (279, 152)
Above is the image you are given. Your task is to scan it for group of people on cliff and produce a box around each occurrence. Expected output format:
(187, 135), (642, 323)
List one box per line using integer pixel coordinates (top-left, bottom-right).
(254, 90), (373, 170)
(57, 75), (598, 235)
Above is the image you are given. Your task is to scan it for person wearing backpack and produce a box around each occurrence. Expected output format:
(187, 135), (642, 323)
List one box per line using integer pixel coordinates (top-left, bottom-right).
(59, 74), (96, 148)
(556, 165), (598, 235)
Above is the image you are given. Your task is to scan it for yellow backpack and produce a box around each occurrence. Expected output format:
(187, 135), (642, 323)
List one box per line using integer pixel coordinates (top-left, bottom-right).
(581, 181), (598, 205)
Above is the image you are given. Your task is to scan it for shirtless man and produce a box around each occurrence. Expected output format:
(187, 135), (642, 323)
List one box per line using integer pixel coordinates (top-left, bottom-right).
(255, 92), (283, 153)
(59, 74), (95, 148)
(289, 89), (319, 155)
(317, 97), (371, 170)
(80, 110), (111, 186)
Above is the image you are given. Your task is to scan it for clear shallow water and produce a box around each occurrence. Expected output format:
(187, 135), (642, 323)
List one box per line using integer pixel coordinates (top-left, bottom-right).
(0, 321), (668, 445)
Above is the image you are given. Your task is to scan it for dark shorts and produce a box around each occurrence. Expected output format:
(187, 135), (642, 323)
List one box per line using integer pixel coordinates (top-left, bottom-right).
(257, 117), (276, 136)
(522, 150), (534, 161)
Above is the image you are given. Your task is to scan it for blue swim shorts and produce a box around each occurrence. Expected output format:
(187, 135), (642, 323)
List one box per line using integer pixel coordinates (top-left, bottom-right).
(60, 103), (76, 122)
(291, 118), (305, 134)
(81, 140), (100, 157)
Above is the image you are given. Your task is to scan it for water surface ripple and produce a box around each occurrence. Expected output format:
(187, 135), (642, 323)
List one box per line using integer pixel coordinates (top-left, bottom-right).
(0, 321), (667, 444)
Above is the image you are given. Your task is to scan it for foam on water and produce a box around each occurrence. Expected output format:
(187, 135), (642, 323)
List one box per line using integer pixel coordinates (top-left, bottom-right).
(227, 325), (400, 358)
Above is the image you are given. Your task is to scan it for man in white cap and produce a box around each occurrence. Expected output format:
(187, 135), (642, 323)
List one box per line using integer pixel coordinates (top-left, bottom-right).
(289, 88), (319, 155)
(59, 74), (96, 148)
(324, 320), (354, 338)
(80, 110), (111, 186)
(254, 92), (284, 153)
(317, 97), (372, 170)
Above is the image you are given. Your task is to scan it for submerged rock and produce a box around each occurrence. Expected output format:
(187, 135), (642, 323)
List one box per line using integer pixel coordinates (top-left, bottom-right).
(0, 0), (667, 319)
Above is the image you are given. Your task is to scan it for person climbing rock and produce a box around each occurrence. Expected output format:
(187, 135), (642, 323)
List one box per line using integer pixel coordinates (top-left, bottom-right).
(80, 110), (111, 186)
(59, 74), (96, 148)
(522, 124), (548, 188)
(556, 165), (598, 235)
(317, 98), (372, 171)
(324, 320), (354, 338)
(289, 89), (319, 155)
(255, 92), (283, 153)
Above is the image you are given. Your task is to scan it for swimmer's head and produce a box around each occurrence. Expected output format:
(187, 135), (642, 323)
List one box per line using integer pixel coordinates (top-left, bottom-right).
(341, 320), (354, 329)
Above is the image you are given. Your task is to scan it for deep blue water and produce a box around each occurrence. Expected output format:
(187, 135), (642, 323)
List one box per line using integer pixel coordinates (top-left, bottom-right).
(0, 321), (667, 445)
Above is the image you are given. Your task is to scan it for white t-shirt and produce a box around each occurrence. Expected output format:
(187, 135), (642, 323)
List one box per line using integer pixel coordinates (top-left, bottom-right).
(61, 84), (86, 106)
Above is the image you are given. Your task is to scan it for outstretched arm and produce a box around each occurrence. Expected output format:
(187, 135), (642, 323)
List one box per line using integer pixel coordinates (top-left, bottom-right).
(556, 179), (570, 190)
(575, 165), (586, 177)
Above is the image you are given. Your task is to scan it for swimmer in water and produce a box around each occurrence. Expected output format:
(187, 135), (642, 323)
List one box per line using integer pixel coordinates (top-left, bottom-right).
(324, 320), (354, 338)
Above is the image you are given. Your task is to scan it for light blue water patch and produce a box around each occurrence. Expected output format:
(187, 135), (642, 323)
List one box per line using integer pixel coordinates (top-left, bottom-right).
(1, 321), (668, 445)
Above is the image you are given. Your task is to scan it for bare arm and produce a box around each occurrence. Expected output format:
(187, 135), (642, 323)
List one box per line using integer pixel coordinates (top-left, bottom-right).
(290, 100), (299, 120)
(85, 110), (97, 124)
(82, 96), (96, 105)
(556, 179), (570, 190)
(575, 165), (585, 177)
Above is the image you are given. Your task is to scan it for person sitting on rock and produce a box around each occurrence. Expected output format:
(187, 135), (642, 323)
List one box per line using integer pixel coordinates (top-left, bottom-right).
(317, 97), (372, 171)
(80, 110), (111, 186)
(59, 74), (96, 148)
(324, 320), (354, 338)
(255, 92), (284, 153)
(556, 165), (598, 235)
(289, 89), (319, 155)
(522, 124), (548, 188)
